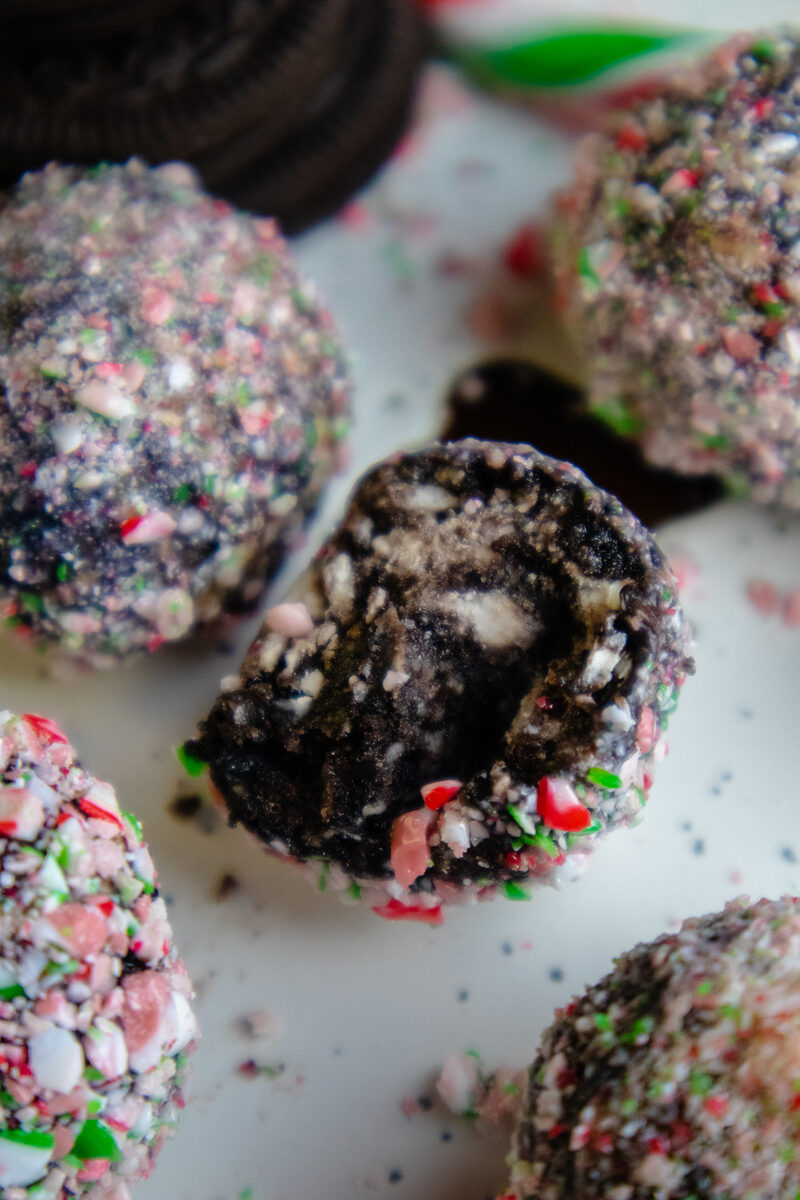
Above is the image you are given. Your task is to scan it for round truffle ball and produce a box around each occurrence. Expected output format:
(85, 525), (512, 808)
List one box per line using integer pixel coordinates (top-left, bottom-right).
(508, 896), (800, 1200)
(191, 439), (692, 923)
(0, 709), (197, 1198)
(551, 31), (800, 507)
(0, 159), (350, 665)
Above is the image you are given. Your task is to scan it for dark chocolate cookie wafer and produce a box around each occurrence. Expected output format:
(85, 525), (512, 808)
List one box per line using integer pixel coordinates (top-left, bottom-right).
(189, 439), (693, 922)
(0, 0), (425, 231)
(215, 0), (427, 232)
(0, 0), (351, 182)
(0, 0), (182, 46)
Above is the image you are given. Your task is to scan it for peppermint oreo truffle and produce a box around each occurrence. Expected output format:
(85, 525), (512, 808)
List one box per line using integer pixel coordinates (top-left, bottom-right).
(0, 710), (197, 1198)
(0, 159), (349, 666)
(508, 896), (800, 1200)
(191, 439), (692, 922)
(551, 30), (800, 507)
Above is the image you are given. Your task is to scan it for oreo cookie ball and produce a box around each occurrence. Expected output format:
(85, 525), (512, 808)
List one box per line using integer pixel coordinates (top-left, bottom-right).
(0, 710), (197, 1198)
(508, 896), (800, 1200)
(0, 159), (350, 666)
(551, 30), (800, 508)
(190, 439), (692, 923)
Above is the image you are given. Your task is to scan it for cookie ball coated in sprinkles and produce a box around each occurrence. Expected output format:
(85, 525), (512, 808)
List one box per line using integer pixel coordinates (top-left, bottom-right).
(0, 159), (350, 666)
(0, 710), (197, 1199)
(551, 31), (800, 507)
(508, 896), (800, 1200)
(190, 439), (692, 923)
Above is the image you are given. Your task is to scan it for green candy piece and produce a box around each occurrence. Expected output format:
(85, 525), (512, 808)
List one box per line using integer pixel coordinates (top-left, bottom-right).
(458, 26), (702, 90)
(121, 810), (143, 842)
(504, 880), (531, 901)
(175, 743), (206, 777)
(0, 1128), (55, 1151)
(586, 766), (622, 790)
(507, 802), (536, 836)
(71, 1119), (123, 1163)
(0, 983), (25, 1001)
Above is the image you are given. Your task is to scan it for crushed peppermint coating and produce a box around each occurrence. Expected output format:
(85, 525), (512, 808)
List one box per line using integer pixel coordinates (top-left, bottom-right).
(0, 710), (197, 1199)
(190, 439), (692, 918)
(507, 895), (800, 1200)
(0, 159), (350, 665)
(551, 31), (800, 507)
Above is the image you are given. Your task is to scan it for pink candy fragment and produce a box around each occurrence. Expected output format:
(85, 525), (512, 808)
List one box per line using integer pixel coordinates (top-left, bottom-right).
(74, 380), (134, 421)
(141, 289), (174, 326)
(120, 511), (177, 546)
(636, 706), (656, 754)
(265, 602), (314, 639)
(0, 786), (45, 841)
(723, 327), (761, 362)
(46, 902), (108, 958)
(390, 808), (433, 888)
(122, 970), (170, 1055)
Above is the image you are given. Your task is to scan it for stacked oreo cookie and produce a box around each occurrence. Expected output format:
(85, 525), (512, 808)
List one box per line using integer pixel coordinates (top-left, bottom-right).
(0, 0), (425, 231)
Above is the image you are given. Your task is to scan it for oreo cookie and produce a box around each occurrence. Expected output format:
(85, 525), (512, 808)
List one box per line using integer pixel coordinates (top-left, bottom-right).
(0, 0), (426, 231)
(217, 0), (428, 232)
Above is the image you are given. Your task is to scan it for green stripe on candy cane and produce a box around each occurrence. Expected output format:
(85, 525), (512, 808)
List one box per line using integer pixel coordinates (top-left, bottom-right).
(455, 24), (711, 90)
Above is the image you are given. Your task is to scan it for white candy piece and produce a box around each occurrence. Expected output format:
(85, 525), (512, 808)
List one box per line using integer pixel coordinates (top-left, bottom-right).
(29, 1024), (83, 1094)
(0, 1132), (53, 1187)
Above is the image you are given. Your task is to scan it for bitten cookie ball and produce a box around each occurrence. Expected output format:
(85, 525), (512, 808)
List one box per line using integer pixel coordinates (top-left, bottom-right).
(190, 439), (692, 923)
(0, 159), (350, 666)
(508, 896), (800, 1200)
(0, 710), (197, 1198)
(551, 30), (800, 507)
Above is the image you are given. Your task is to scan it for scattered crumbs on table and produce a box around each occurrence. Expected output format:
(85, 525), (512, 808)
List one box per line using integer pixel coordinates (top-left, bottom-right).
(237, 1009), (281, 1041)
(721, 770), (733, 783)
(238, 1058), (286, 1081)
(388, 1168), (404, 1184)
(168, 790), (222, 834)
(239, 1189), (253, 1200)
(500, 941), (513, 956)
(747, 579), (781, 617)
(457, 987), (470, 1002)
(520, 938), (533, 951)
(710, 784), (722, 796)
(739, 708), (754, 719)
(401, 1094), (434, 1118)
(746, 580), (800, 625)
(441, 1131), (453, 1142)
(169, 792), (202, 818)
(680, 819), (692, 831)
(781, 846), (798, 863)
(549, 966), (564, 983)
(692, 839), (706, 855)
(333, 1046), (343, 1056)
(783, 587), (800, 626)
(730, 870), (744, 886)
(215, 871), (242, 901)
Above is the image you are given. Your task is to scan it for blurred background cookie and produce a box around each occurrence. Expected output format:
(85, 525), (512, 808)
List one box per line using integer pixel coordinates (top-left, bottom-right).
(0, 0), (427, 232)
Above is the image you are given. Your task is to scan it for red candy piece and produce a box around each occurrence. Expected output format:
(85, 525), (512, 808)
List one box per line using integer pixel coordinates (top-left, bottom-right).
(22, 713), (68, 745)
(421, 779), (463, 810)
(536, 776), (591, 832)
(372, 899), (444, 926)
(503, 222), (544, 278)
(119, 516), (142, 540)
(616, 123), (648, 152)
(79, 797), (123, 829)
